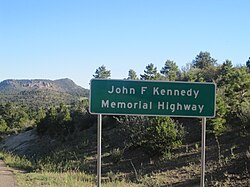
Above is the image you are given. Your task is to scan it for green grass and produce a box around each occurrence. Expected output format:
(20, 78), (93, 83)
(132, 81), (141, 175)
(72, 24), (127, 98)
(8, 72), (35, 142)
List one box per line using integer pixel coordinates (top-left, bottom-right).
(1, 151), (141, 187)
(0, 151), (33, 171)
(15, 171), (142, 187)
(15, 171), (95, 187)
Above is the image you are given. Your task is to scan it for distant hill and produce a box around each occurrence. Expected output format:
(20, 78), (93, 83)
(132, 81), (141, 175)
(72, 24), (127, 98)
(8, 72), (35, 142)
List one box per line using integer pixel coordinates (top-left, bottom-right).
(0, 78), (89, 107)
(0, 78), (88, 96)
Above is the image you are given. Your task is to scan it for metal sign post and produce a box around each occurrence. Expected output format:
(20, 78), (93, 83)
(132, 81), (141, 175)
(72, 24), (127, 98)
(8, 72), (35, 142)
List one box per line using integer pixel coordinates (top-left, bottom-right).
(97, 114), (102, 187)
(200, 117), (206, 187)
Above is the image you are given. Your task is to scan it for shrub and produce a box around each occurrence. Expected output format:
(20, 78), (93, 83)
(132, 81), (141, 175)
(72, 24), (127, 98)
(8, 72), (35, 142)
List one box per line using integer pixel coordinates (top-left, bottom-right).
(207, 92), (228, 135)
(116, 116), (184, 157)
(143, 117), (184, 156)
(116, 115), (151, 149)
(110, 148), (124, 164)
(0, 117), (8, 133)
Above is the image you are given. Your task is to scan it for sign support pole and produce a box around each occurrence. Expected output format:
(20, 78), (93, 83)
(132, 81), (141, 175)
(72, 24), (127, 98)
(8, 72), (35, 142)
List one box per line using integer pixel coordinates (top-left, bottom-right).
(97, 114), (102, 187)
(200, 117), (206, 187)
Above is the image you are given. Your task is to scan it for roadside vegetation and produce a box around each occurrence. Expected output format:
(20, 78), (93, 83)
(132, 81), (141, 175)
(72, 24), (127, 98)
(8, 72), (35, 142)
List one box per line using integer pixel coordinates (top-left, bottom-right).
(0, 52), (249, 186)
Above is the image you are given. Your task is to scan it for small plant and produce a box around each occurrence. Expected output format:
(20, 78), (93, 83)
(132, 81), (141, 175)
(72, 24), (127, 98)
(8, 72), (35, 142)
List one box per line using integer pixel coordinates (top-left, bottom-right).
(185, 144), (189, 153)
(82, 139), (89, 147)
(162, 149), (172, 161)
(110, 148), (123, 164)
(194, 143), (199, 151)
(140, 174), (161, 187)
(230, 145), (236, 158)
(246, 146), (250, 159)
(107, 170), (116, 182)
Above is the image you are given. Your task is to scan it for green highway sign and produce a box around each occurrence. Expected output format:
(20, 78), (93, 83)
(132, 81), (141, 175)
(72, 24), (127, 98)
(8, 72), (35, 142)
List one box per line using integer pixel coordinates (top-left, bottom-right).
(89, 79), (216, 117)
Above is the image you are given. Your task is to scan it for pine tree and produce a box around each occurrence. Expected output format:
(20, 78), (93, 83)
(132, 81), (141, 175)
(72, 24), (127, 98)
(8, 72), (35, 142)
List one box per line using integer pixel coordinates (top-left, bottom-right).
(93, 65), (111, 78)
(192, 51), (217, 69)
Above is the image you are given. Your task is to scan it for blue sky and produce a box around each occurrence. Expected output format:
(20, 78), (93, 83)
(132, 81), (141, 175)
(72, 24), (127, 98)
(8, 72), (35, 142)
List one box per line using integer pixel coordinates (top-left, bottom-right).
(0, 0), (249, 88)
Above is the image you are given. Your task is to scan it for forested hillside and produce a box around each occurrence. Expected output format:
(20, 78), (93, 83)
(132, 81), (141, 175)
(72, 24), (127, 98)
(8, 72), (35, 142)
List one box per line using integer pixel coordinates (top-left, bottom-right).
(0, 78), (89, 107)
(0, 52), (249, 186)
(0, 78), (89, 134)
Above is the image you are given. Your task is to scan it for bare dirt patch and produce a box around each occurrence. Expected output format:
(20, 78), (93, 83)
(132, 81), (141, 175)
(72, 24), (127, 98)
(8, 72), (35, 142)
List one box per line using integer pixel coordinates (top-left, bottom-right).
(0, 160), (16, 187)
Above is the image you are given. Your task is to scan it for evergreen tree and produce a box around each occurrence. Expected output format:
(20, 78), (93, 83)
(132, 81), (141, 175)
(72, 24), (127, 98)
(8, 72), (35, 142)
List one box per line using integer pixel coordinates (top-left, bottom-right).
(192, 51), (217, 69)
(144, 117), (184, 155)
(3, 102), (16, 129)
(0, 116), (8, 133)
(246, 57), (250, 71)
(140, 63), (159, 80)
(93, 65), (111, 78)
(160, 60), (179, 81)
(209, 92), (228, 135)
(36, 107), (46, 123)
(222, 67), (250, 126)
(57, 103), (71, 123)
(127, 69), (138, 80)
(217, 60), (234, 87)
